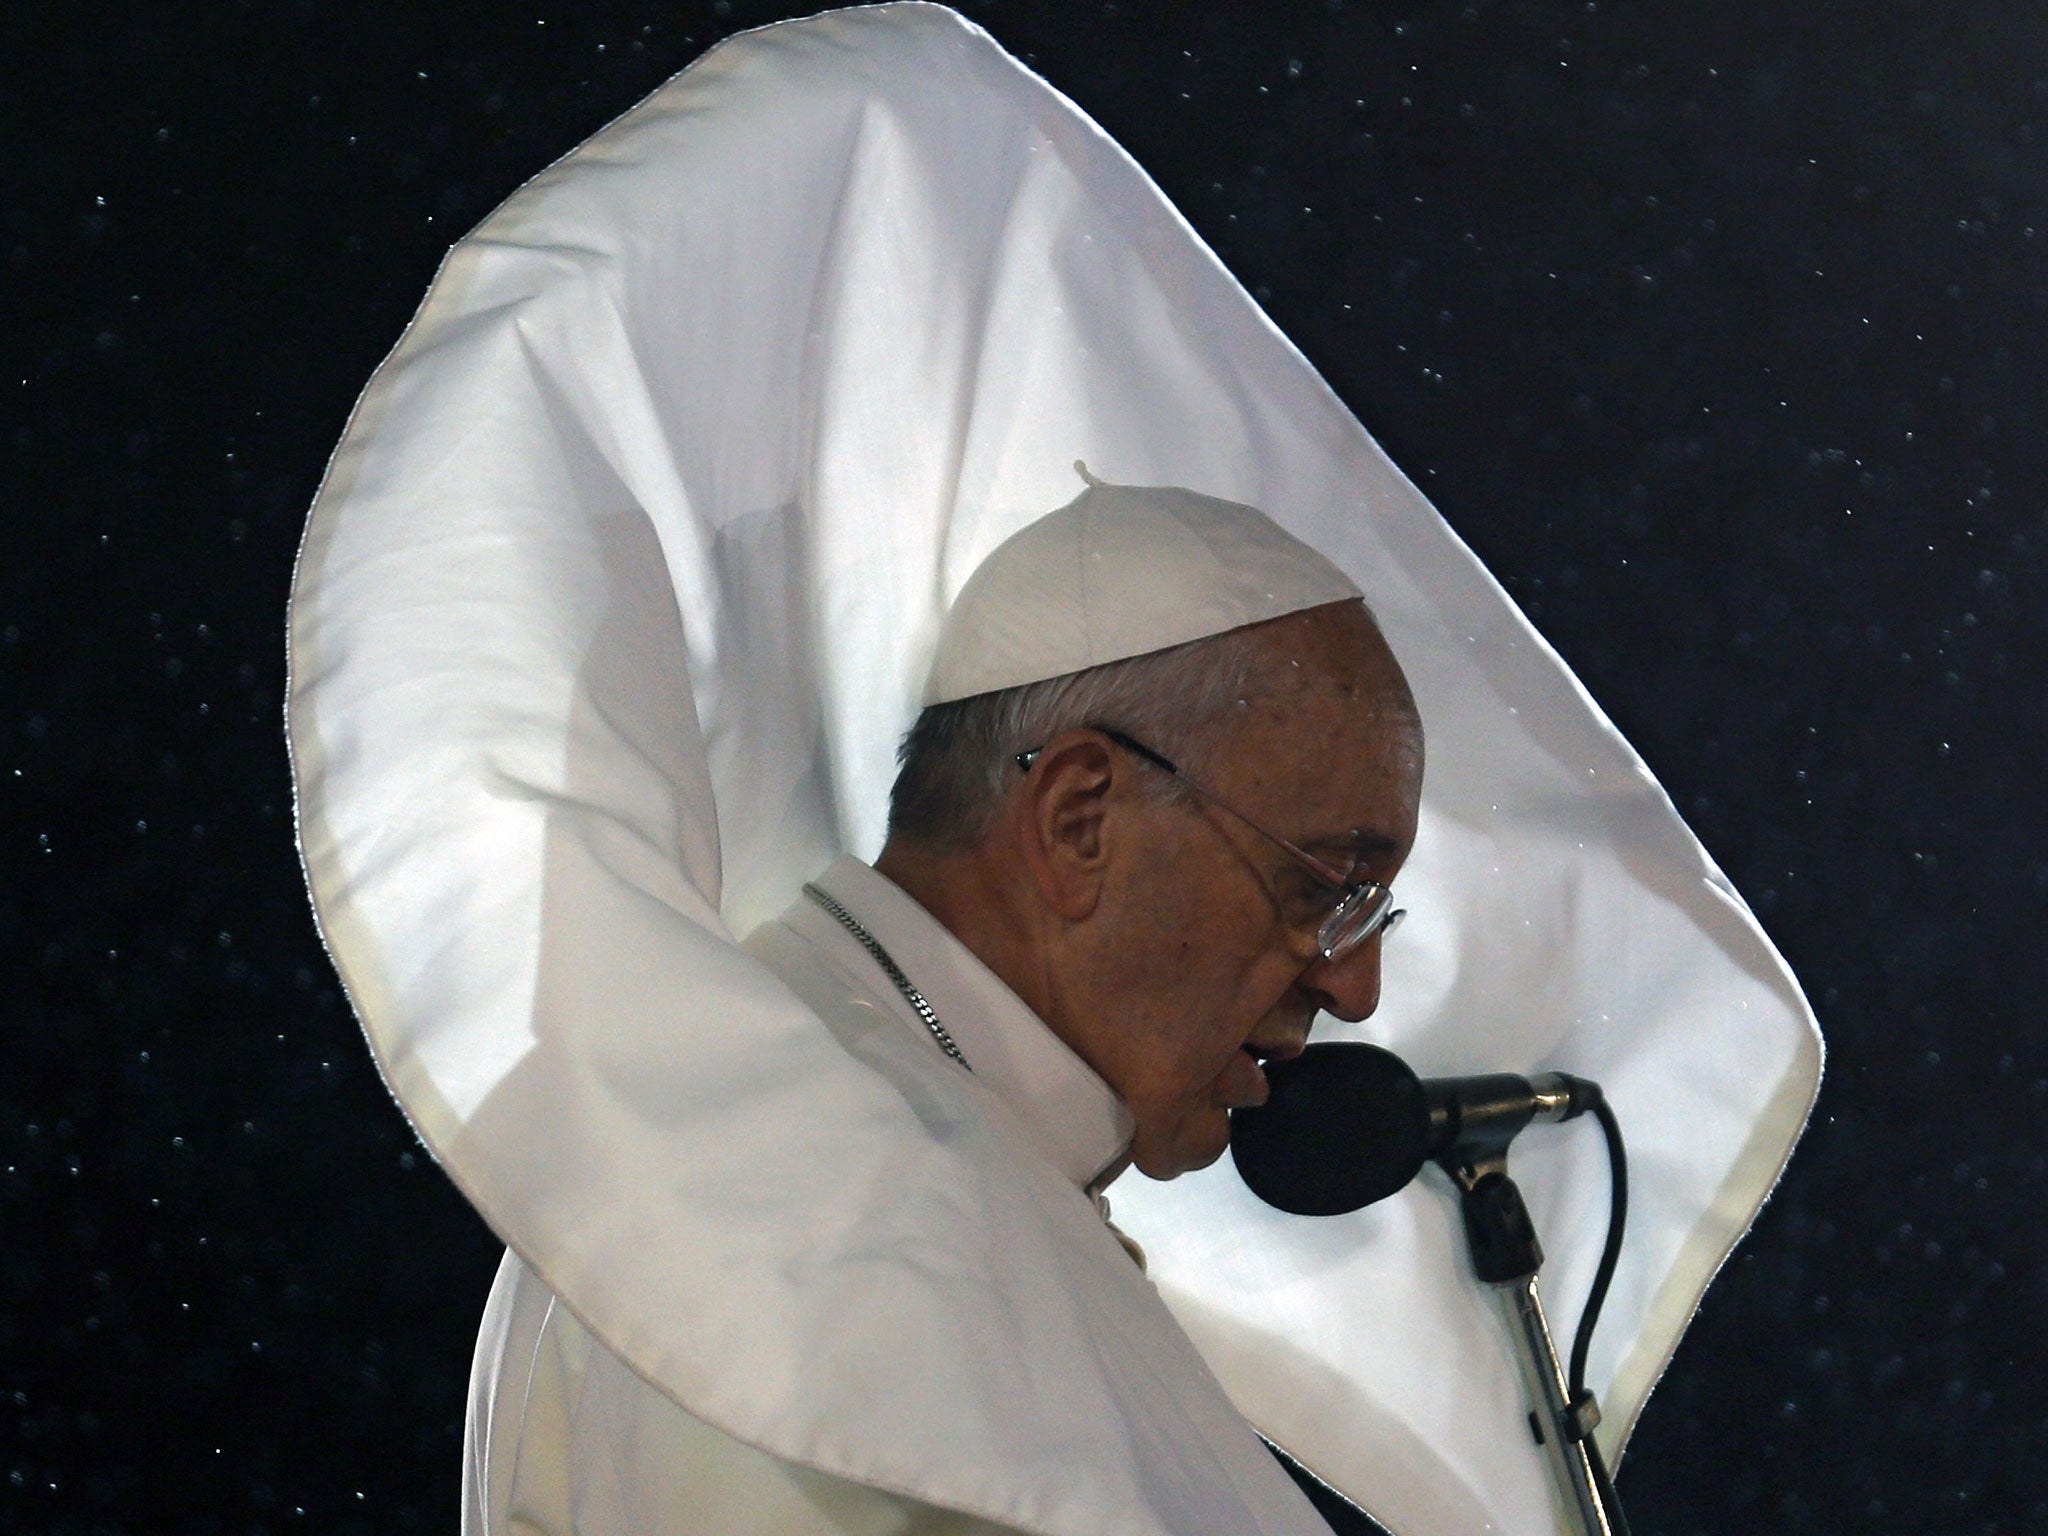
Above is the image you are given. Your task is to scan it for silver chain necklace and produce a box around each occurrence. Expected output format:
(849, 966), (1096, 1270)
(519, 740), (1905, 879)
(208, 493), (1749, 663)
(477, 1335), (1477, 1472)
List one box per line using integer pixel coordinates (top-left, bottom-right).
(803, 883), (973, 1072)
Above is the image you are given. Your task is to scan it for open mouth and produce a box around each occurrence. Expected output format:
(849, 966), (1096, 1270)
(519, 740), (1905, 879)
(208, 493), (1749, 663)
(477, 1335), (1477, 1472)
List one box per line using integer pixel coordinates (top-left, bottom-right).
(1224, 1038), (1305, 1111)
(1241, 1038), (1305, 1067)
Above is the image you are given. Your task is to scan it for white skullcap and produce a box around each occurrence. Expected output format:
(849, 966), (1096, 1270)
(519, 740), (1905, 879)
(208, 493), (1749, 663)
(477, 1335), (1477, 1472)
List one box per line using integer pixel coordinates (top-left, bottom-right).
(922, 466), (1364, 705)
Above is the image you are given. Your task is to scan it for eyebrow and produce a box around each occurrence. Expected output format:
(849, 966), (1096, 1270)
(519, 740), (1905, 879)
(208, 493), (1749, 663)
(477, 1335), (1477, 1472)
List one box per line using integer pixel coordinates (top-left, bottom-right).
(1301, 831), (1402, 869)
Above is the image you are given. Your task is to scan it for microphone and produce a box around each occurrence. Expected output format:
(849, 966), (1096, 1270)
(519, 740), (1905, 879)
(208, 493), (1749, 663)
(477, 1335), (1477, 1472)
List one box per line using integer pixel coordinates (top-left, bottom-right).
(1231, 1044), (1637, 1536)
(1229, 1041), (1600, 1217)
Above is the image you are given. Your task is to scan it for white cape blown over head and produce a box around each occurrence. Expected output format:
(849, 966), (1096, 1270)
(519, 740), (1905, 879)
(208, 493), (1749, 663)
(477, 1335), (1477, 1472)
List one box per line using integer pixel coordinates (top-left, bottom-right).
(288, 6), (1822, 1534)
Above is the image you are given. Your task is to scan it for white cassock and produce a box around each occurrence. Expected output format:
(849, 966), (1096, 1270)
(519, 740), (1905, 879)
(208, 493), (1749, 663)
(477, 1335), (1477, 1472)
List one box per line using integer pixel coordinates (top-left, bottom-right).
(466, 855), (1213, 1535)
(288, 6), (1824, 1534)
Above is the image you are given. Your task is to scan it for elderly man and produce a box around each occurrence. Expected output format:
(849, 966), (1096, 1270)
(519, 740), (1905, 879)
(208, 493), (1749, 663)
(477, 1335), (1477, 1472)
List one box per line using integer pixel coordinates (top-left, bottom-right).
(465, 475), (1422, 1536)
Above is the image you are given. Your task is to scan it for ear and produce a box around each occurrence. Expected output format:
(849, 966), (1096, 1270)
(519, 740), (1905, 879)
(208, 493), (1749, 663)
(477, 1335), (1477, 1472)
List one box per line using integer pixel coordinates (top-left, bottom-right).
(1012, 729), (1124, 921)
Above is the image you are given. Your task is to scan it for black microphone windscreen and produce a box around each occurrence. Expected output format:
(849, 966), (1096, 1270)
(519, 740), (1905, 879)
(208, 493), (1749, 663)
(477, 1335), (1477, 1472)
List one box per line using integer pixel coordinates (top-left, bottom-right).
(1229, 1042), (1432, 1216)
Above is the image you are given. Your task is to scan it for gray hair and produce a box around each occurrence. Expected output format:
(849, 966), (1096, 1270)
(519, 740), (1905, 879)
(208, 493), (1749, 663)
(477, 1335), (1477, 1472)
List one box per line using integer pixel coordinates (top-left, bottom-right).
(887, 626), (1273, 849)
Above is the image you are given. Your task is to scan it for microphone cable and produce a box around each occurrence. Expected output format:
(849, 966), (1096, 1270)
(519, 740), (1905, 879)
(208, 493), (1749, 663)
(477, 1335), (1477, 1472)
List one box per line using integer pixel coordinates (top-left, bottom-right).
(1559, 1079), (1633, 1536)
(1562, 1079), (1629, 1408)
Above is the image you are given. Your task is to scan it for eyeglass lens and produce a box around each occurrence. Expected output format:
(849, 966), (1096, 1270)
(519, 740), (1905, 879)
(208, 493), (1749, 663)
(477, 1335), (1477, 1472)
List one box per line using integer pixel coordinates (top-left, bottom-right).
(1317, 885), (1401, 961)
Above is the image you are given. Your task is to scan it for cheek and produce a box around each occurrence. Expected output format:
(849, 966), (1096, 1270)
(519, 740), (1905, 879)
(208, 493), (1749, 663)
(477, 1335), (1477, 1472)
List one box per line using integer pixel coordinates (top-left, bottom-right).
(1133, 915), (1292, 1074)
(1094, 844), (1298, 1094)
(1104, 853), (1213, 986)
(1129, 898), (1244, 999)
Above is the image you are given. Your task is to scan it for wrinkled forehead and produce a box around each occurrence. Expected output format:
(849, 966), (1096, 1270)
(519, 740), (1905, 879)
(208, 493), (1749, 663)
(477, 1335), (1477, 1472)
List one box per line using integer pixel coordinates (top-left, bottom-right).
(1238, 602), (1420, 739)
(1192, 604), (1424, 821)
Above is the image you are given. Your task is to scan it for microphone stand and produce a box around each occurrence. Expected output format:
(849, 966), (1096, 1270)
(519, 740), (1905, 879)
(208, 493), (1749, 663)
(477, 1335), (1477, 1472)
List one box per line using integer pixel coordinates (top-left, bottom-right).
(1434, 1086), (1632, 1536)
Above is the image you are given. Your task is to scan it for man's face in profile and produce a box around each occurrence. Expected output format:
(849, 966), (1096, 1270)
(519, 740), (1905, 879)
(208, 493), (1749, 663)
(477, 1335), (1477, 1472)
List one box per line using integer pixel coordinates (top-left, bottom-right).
(1067, 604), (1425, 1178)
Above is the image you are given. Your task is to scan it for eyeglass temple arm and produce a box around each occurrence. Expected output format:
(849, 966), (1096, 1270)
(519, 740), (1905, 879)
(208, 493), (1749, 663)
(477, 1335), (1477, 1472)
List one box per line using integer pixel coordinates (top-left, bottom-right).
(1015, 732), (1168, 773)
(1094, 731), (1355, 890)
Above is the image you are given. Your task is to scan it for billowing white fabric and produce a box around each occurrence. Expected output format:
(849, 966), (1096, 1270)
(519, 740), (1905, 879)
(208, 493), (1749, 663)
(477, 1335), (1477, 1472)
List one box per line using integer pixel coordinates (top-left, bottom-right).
(463, 859), (1298, 1536)
(923, 475), (1361, 705)
(287, 6), (1823, 1535)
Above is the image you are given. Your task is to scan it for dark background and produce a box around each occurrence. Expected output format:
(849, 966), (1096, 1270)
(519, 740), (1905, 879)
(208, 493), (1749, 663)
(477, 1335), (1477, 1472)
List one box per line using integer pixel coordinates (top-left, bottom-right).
(6, 1), (2043, 1531)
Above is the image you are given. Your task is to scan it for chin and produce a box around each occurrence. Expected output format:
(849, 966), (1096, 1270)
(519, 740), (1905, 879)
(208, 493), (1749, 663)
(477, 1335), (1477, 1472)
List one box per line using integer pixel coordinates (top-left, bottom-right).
(1132, 1115), (1232, 1180)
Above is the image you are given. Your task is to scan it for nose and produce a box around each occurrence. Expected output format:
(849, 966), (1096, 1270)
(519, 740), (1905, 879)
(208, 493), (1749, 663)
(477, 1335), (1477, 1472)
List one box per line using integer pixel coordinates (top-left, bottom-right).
(1296, 934), (1385, 1022)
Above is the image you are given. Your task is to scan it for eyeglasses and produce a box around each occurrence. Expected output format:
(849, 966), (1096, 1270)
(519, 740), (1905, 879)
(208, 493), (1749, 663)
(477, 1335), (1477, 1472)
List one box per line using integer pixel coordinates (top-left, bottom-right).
(1015, 728), (1406, 964)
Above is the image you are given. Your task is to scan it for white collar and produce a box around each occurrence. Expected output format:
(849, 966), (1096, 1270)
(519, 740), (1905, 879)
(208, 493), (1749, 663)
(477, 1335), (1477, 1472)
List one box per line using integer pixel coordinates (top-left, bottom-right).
(798, 855), (1135, 1194)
